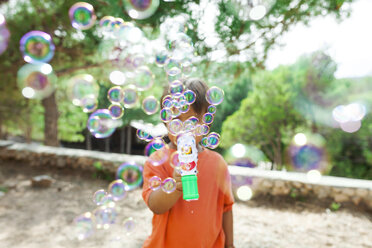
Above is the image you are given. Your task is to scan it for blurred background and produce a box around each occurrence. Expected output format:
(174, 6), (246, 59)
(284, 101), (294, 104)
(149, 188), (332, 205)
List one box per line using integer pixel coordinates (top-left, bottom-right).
(0, 0), (371, 247)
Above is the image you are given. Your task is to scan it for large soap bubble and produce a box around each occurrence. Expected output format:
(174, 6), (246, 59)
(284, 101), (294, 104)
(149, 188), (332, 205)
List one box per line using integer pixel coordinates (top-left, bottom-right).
(69, 2), (97, 30)
(87, 109), (118, 138)
(68, 74), (99, 106)
(123, 0), (160, 20)
(20, 31), (55, 63)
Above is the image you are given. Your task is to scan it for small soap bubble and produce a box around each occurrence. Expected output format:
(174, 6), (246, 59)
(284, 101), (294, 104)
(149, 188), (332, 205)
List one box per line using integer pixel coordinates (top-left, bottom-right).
(116, 162), (143, 191)
(108, 103), (124, 119)
(195, 124), (209, 136)
(69, 2), (97, 30)
(149, 176), (162, 191)
(108, 86), (124, 103)
(168, 119), (183, 135)
(165, 58), (181, 75)
(99, 16), (115, 29)
(93, 206), (117, 230)
(200, 137), (208, 147)
(87, 109), (117, 138)
(134, 66), (154, 91)
(181, 60), (193, 75)
(202, 113), (214, 124)
(206, 86), (224, 105)
(93, 189), (107, 205)
(73, 212), (95, 240)
(123, 0), (160, 20)
(169, 151), (182, 169)
(167, 67), (182, 77)
(169, 80), (184, 97)
(161, 177), (176, 194)
(207, 132), (220, 149)
(184, 90), (196, 105)
(0, 25), (10, 55)
(207, 105), (217, 114)
(123, 217), (136, 235)
(122, 85), (139, 108)
(160, 108), (173, 123)
(108, 179), (127, 201)
(136, 129), (150, 140)
(183, 119), (196, 132)
(146, 143), (170, 166)
(179, 104), (190, 113)
(155, 49), (168, 67)
(162, 95), (174, 108)
(142, 96), (159, 115)
(81, 96), (98, 113)
(187, 116), (199, 125)
(68, 74), (99, 106)
(20, 30), (55, 63)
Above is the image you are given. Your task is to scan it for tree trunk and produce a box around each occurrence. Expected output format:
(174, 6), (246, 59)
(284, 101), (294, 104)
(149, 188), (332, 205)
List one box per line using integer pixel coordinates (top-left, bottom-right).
(120, 128), (125, 154)
(126, 125), (132, 154)
(86, 130), (92, 150)
(41, 92), (59, 147)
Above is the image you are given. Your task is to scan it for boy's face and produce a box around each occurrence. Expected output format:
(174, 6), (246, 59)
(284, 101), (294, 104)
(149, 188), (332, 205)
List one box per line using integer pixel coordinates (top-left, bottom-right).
(167, 107), (206, 147)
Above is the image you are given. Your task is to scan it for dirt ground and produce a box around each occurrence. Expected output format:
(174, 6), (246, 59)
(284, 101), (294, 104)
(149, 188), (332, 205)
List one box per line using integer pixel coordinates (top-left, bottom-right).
(0, 161), (371, 248)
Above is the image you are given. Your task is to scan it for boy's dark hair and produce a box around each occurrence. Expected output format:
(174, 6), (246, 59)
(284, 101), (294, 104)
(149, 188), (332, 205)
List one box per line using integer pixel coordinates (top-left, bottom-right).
(161, 78), (210, 115)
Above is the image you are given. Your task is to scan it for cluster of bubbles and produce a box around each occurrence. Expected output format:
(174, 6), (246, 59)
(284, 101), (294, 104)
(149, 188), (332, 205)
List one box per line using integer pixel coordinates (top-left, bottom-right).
(0, 14), (10, 55)
(17, 29), (56, 99)
(73, 161), (143, 240)
(286, 132), (330, 183)
(332, 102), (367, 133)
(148, 176), (177, 194)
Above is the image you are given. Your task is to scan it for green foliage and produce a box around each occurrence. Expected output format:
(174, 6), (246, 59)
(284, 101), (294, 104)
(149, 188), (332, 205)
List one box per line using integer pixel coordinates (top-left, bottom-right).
(330, 202), (341, 211)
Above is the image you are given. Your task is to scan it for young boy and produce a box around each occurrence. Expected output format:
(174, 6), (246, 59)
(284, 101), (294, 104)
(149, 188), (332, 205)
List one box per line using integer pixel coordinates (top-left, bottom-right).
(142, 78), (234, 248)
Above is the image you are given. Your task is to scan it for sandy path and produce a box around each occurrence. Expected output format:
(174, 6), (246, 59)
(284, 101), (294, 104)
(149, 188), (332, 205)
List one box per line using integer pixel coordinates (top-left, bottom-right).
(0, 161), (371, 248)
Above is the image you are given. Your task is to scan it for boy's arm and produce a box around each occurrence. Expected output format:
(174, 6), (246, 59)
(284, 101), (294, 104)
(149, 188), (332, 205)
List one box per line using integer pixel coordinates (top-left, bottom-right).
(147, 169), (183, 215)
(223, 210), (234, 248)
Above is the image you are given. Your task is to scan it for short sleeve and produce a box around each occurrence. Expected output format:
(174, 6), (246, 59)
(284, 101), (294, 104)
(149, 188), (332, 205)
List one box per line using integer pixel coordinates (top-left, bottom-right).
(223, 166), (234, 212)
(142, 153), (171, 207)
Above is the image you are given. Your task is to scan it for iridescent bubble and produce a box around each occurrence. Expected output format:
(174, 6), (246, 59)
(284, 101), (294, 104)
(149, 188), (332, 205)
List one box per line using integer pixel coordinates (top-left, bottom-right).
(167, 72), (182, 84)
(207, 132), (220, 149)
(87, 109), (117, 138)
(146, 144), (170, 166)
(289, 145), (325, 172)
(169, 151), (182, 169)
(155, 49), (168, 67)
(99, 16), (115, 29)
(68, 74), (99, 106)
(169, 80), (184, 97)
(187, 116), (199, 125)
(122, 85), (139, 108)
(108, 103), (124, 119)
(179, 104), (190, 113)
(142, 96), (159, 115)
(206, 86), (224, 105)
(195, 124), (210, 136)
(134, 66), (154, 91)
(111, 17), (125, 32)
(148, 176), (162, 191)
(177, 95), (187, 107)
(162, 95), (174, 108)
(0, 24), (10, 55)
(81, 96), (98, 113)
(171, 107), (181, 118)
(184, 90), (196, 105)
(108, 86), (124, 103)
(93, 206), (117, 230)
(160, 108), (172, 123)
(73, 212), (95, 240)
(181, 60), (193, 75)
(202, 113), (214, 124)
(167, 67), (182, 77)
(17, 63), (57, 100)
(207, 105), (217, 114)
(165, 58), (181, 75)
(200, 137), (208, 147)
(108, 179), (127, 201)
(168, 119), (183, 135)
(116, 162), (143, 191)
(123, 217), (136, 235)
(123, 0), (160, 20)
(161, 177), (176, 194)
(183, 119), (197, 132)
(168, 32), (193, 51)
(20, 30), (55, 63)
(101, 194), (116, 208)
(93, 189), (107, 206)
(68, 2), (97, 30)
(136, 129), (150, 140)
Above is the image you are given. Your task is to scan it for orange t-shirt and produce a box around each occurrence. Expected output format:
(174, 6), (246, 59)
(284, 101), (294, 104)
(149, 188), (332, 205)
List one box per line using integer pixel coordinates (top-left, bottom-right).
(142, 148), (234, 248)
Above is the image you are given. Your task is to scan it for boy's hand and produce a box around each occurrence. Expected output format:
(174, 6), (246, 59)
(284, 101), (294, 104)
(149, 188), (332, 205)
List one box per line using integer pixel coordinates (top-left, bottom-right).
(172, 169), (183, 193)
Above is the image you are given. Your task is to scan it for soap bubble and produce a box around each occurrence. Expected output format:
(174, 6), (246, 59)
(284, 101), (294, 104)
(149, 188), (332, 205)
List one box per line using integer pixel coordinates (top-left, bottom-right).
(169, 151), (182, 169)
(168, 32), (193, 52)
(168, 119), (183, 135)
(146, 144), (170, 166)
(73, 212), (95, 240)
(123, 217), (136, 235)
(93, 189), (107, 205)
(207, 132), (220, 149)
(108, 103), (125, 119)
(169, 80), (184, 97)
(200, 137), (208, 147)
(87, 109), (117, 138)
(167, 67), (182, 77)
(162, 95), (173, 108)
(160, 108), (172, 122)
(179, 104), (190, 113)
(68, 2), (96, 30)
(195, 124), (209, 136)
(142, 96), (159, 115)
(116, 162), (143, 191)
(108, 86), (124, 103)
(207, 105), (217, 114)
(288, 144), (327, 172)
(155, 49), (168, 67)
(148, 176), (162, 191)
(68, 74), (99, 106)
(122, 85), (139, 108)
(136, 129), (150, 140)
(181, 60), (193, 75)
(17, 63), (57, 100)
(20, 30), (55, 63)
(99, 16), (115, 29)
(0, 23), (10, 55)
(202, 113), (214, 124)
(184, 90), (196, 105)
(134, 66), (154, 91)
(93, 206), (117, 229)
(81, 96), (98, 113)
(108, 179), (127, 201)
(165, 58), (181, 75)
(162, 177), (176, 194)
(183, 119), (197, 132)
(171, 107), (181, 118)
(123, 0), (160, 20)
(187, 116), (199, 125)
(206, 86), (224, 105)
